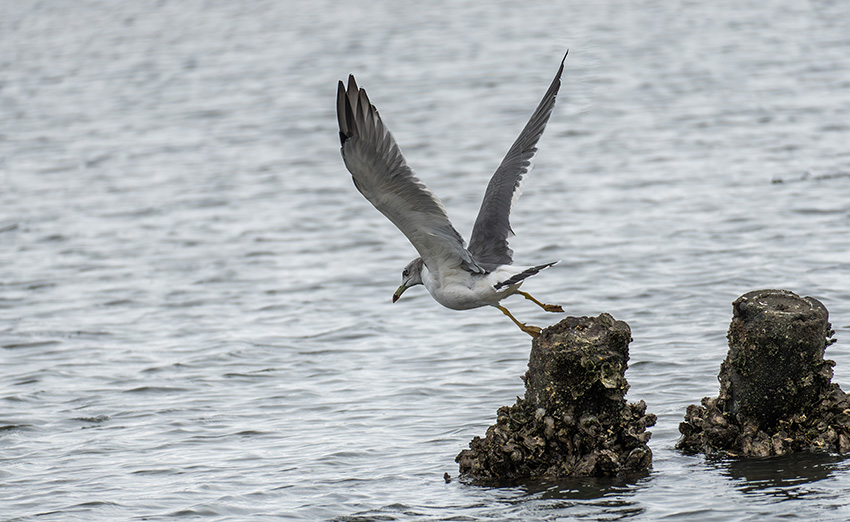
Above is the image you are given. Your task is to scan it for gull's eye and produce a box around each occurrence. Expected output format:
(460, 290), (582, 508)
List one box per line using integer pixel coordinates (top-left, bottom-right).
(402, 269), (409, 278)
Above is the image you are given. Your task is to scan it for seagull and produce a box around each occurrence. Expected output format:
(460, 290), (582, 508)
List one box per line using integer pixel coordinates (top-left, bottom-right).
(336, 52), (567, 337)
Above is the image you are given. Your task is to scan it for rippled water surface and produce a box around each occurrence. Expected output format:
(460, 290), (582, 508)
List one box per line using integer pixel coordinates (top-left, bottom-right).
(3, 1), (850, 520)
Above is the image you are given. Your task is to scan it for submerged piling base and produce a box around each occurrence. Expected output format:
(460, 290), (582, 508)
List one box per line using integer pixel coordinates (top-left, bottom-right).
(678, 289), (850, 457)
(456, 313), (656, 480)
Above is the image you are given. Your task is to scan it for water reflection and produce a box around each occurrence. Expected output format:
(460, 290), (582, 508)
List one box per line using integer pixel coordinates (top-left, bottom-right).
(513, 472), (651, 501)
(467, 473), (651, 519)
(335, 474), (651, 522)
(719, 452), (848, 497)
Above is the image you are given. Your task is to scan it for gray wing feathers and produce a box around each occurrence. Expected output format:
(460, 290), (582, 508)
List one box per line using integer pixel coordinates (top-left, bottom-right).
(337, 75), (484, 275)
(468, 51), (567, 266)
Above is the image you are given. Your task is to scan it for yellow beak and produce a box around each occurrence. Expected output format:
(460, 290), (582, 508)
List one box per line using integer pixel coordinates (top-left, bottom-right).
(393, 284), (408, 303)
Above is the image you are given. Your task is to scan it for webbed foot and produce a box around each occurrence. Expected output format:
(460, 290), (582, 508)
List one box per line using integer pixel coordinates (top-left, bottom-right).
(519, 323), (542, 338)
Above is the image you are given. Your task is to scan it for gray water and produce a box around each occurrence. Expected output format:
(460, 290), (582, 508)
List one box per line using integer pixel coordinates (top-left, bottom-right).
(2, 0), (850, 520)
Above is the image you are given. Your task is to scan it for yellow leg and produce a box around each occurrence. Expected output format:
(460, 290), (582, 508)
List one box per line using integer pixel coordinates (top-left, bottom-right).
(517, 290), (563, 313)
(497, 305), (542, 338)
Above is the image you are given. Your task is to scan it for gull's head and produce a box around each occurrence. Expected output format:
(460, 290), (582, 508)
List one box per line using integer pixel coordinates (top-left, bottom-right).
(393, 257), (424, 303)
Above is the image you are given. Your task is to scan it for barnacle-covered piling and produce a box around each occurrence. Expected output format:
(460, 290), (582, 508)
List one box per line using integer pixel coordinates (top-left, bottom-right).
(678, 289), (850, 457)
(456, 313), (656, 480)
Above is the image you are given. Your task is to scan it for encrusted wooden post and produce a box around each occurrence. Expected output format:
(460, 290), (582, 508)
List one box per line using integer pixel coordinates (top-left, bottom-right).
(457, 313), (655, 480)
(678, 289), (849, 456)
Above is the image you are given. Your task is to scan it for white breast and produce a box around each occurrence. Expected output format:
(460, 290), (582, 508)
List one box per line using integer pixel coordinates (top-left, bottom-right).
(421, 265), (522, 311)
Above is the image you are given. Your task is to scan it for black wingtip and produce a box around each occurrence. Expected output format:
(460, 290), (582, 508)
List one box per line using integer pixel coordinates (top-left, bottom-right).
(336, 79), (348, 142)
(559, 49), (569, 72)
(336, 75), (358, 146)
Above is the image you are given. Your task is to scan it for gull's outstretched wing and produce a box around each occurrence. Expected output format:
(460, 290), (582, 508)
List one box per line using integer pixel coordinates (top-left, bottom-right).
(337, 75), (484, 275)
(467, 51), (567, 266)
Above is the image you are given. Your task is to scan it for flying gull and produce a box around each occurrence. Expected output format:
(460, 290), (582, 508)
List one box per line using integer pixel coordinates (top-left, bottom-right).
(336, 52), (567, 337)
